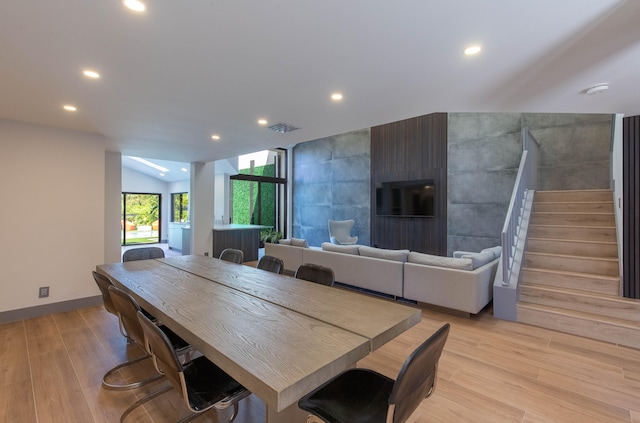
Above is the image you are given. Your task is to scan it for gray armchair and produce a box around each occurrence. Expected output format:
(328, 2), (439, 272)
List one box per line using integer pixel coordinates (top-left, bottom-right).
(328, 219), (358, 245)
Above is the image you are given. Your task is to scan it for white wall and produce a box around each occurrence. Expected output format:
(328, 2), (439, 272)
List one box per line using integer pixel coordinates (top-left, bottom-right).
(105, 152), (122, 264)
(611, 113), (624, 292)
(190, 162), (215, 256)
(0, 120), (105, 312)
(214, 173), (229, 223)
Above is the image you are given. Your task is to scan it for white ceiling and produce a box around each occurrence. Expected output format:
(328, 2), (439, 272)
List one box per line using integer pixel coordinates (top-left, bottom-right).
(1, 0), (639, 171)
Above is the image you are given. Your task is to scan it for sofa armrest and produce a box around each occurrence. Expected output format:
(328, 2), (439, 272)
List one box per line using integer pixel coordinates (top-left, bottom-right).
(403, 258), (499, 314)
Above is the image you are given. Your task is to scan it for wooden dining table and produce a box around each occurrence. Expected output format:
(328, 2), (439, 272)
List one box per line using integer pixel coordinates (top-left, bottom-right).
(97, 255), (421, 423)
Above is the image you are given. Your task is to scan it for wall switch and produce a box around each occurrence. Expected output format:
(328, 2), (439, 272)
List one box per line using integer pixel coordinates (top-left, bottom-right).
(39, 286), (49, 298)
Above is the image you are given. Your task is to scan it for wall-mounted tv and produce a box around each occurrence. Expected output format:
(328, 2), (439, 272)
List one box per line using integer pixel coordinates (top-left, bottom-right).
(375, 179), (435, 217)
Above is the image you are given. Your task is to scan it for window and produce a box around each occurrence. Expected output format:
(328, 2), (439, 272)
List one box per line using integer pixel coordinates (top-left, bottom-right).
(230, 149), (287, 237)
(171, 192), (189, 222)
(122, 192), (161, 245)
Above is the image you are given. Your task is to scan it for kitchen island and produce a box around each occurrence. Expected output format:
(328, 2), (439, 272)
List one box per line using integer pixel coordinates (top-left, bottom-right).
(212, 223), (271, 262)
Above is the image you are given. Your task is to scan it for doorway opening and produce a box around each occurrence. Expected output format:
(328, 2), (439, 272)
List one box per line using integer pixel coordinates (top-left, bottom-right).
(121, 192), (161, 245)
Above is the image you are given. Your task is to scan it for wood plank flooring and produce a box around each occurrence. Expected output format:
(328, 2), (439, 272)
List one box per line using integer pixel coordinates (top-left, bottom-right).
(1, 303), (639, 422)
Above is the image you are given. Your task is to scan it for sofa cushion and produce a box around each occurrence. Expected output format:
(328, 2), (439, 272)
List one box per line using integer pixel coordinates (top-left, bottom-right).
(321, 242), (360, 255)
(407, 251), (473, 271)
(481, 246), (502, 259)
(291, 238), (309, 248)
(279, 238), (292, 245)
(359, 246), (410, 262)
(460, 251), (495, 269)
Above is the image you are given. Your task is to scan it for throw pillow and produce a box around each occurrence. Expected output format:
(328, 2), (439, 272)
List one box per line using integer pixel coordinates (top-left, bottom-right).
(291, 238), (309, 248)
(481, 246), (502, 259)
(407, 252), (473, 271)
(359, 246), (410, 262)
(460, 251), (495, 269)
(278, 239), (292, 245)
(321, 242), (360, 255)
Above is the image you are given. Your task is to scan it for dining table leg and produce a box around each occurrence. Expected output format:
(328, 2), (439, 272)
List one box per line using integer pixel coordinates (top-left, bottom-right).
(266, 402), (309, 423)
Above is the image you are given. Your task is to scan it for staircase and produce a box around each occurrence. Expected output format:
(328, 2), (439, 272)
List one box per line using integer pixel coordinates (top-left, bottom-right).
(517, 189), (640, 349)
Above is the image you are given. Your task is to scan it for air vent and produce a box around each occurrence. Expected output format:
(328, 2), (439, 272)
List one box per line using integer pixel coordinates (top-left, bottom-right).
(267, 122), (300, 134)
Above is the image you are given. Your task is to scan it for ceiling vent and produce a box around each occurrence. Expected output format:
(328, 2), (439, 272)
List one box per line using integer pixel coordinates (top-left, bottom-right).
(267, 122), (300, 134)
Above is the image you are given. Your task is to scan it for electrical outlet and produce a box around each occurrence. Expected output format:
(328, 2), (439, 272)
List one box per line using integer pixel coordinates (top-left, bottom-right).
(204, 252), (209, 257)
(39, 286), (49, 298)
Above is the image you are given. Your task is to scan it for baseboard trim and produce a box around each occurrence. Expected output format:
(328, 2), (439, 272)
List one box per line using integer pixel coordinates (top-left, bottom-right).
(0, 295), (103, 324)
(417, 302), (471, 318)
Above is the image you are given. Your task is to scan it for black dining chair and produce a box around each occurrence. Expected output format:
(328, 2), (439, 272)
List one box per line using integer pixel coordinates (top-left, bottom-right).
(295, 263), (335, 287)
(257, 255), (284, 274)
(122, 246), (165, 262)
(298, 323), (450, 423)
(129, 310), (251, 423)
(92, 271), (160, 390)
(219, 248), (244, 264)
(106, 286), (192, 395)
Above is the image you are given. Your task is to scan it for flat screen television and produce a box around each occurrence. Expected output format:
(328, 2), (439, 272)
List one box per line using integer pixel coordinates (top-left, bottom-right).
(375, 179), (435, 217)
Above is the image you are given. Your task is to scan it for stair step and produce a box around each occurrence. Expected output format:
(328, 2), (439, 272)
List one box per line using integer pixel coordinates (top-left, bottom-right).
(528, 224), (616, 242)
(534, 189), (612, 203)
(530, 212), (614, 227)
(533, 201), (614, 213)
(519, 285), (640, 322)
(524, 252), (619, 276)
(526, 238), (618, 258)
(517, 302), (640, 349)
(521, 267), (619, 295)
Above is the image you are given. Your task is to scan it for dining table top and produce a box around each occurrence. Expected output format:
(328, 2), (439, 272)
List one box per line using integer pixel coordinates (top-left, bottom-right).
(97, 255), (421, 413)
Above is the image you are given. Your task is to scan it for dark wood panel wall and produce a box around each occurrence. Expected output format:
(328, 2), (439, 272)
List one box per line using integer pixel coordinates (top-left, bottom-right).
(623, 115), (640, 299)
(370, 113), (448, 255)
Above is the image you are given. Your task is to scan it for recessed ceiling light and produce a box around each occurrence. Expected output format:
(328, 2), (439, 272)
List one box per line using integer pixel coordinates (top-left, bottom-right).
(129, 156), (170, 172)
(258, 119), (268, 126)
(211, 134), (221, 140)
(463, 45), (482, 56)
(331, 93), (343, 101)
(82, 69), (100, 79)
(63, 105), (77, 112)
(181, 167), (188, 172)
(159, 173), (165, 177)
(123, 0), (145, 12)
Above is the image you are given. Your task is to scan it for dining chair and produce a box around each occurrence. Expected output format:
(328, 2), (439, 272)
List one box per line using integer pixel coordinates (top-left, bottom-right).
(127, 310), (251, 423)
(92, 271), (160, 390)
(106, 286), (192, 394)
(298, 323), (450, 423)
(294, 263), (335, 287)
(257, 255), (284, 274)
(122, 246), (165, 262)
(219, 248), (244, 264)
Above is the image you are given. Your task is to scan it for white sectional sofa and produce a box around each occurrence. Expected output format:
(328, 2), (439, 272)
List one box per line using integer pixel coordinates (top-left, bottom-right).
(265, 240), (500, 315)
(403, 251), (499, 314)
(303, 247), (404, 297)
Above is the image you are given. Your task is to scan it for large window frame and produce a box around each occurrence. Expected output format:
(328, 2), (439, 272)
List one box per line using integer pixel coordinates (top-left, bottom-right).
(229, 148), (288, 237)
(171, 192), (189, 222)
(121, 192), (162, 246)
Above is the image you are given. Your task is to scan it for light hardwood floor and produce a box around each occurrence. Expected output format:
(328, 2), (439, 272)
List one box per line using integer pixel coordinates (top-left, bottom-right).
(1, 302), (639, 422)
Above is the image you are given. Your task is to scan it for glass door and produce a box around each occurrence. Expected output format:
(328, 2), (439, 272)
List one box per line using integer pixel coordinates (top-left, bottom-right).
(121, 192), (161, 245)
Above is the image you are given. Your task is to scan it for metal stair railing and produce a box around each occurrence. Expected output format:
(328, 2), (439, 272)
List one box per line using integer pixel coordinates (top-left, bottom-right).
(500, 128), (539, 286)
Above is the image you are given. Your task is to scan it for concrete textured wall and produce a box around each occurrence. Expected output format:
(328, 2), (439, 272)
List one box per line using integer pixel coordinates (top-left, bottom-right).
(448, 113), (612, 255)
(524, 113), (612, 190)
(292, 129), (370, 247)
(447, 113), (523, 255)
(292, 113), (611, 253)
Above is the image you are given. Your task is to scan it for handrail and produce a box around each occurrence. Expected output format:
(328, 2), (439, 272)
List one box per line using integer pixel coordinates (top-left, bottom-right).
(500, 128), (539, 286)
